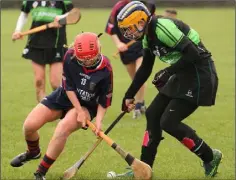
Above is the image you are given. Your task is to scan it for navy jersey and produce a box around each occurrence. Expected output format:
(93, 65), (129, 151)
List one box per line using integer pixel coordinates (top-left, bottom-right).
(21, 1), (73, 48)
(62, 49), (113, 109)
(105, 0), (131, 43)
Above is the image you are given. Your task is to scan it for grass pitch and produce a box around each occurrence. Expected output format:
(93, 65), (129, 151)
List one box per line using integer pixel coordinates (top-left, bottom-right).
(1, 8), (235, 180)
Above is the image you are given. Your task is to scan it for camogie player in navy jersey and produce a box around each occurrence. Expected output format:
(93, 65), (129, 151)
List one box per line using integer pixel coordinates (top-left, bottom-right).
(10, 32), (113, 180)
(105, 0), (156, 119)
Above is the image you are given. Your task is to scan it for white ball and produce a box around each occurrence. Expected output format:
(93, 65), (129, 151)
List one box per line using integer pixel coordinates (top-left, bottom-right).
(107, 171), (116, 179)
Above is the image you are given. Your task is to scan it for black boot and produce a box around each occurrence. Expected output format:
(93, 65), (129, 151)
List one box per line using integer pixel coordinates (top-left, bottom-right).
(10, 151), (41, 167)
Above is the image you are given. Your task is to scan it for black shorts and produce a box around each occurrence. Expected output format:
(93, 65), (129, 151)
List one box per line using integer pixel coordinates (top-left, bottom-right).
(159, 58), (218, 106)
(119, 41), (143, 65)
(41, 87), (97, 120)
(22, 45), (67, 65)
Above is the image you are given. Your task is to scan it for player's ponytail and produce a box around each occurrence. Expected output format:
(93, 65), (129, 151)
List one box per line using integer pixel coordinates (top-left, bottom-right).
(63, 42), (74, 49)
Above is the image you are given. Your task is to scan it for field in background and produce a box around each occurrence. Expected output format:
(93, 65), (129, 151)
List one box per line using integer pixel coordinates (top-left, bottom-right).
(1, 8), (235, 179)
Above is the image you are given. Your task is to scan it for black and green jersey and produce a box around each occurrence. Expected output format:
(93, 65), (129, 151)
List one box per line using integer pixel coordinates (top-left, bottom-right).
(21, 0), (73, 48)
(124, 16), (218, 106)
(143, 16), (211, 64)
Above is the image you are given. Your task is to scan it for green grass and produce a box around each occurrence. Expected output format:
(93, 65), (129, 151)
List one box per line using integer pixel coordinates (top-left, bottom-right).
(1, 8), (235, 180)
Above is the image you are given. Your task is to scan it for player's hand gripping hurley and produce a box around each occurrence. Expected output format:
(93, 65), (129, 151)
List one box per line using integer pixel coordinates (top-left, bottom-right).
(86, 120), (153, 180)
(62, 111), (126, 180)
(113, 40), (136, 58)
(14, 8), (81, 40)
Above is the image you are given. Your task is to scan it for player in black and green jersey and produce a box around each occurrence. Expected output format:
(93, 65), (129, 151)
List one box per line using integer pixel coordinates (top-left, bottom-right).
(12, 1), (75, 102)
(116, 1), (222, 178)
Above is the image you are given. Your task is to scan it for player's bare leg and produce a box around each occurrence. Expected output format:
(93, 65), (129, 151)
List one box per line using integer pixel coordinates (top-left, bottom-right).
(32, 61), (46, 102)
(49, 62), (62, 90)
(10, 104), (62, 167)
(125, 58), (146, 119)
(34, 107), (91, 179)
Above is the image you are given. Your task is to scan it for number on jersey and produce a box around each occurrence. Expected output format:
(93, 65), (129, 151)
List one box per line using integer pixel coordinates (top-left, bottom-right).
(81, 78), (87, 85)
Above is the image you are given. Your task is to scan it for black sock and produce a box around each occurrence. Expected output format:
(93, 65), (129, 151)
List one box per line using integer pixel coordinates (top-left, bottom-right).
(141, 145), (157, 168)
(140, 131), (162, 167)
(26, 138), (40, 157)
(192, 140), (213, 163)
(37, 154), (55, 175)
(181, 137), (213, 163)
(169, 123), (213, 164)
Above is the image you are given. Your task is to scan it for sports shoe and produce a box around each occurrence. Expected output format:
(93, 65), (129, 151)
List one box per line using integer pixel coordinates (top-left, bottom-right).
(120, 170), (134, 177)
(133, 102), (146, 119)
(34, 171), (46, 180)
(203, 149), (223, 177)
(117, 169), (134, 178)
(133, 109), (142, 119)
(10, 151), (41, 167)
(140, 105), (146, 114)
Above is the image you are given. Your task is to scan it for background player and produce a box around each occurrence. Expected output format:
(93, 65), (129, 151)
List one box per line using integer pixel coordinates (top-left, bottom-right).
(12, 1), (75, 102)
(10, 32), (113, 180)
(105, 0), (155, 119)
(117, 1), (222, 177)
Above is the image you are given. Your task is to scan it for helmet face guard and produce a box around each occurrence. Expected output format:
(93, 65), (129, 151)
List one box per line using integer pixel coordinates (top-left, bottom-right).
(76, 54), (102, 68)
(117, 1), (151, 40)
(73, 32), (102, 68)
(119, 20), (147, 40)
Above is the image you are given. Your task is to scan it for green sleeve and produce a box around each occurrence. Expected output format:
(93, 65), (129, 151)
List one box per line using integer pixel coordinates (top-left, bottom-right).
(142, 35), (149, 49)
(156, 19), (184, 48)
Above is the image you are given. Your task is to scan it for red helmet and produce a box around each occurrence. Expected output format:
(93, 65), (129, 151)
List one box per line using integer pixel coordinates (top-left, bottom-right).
(73, 32), (101, 67)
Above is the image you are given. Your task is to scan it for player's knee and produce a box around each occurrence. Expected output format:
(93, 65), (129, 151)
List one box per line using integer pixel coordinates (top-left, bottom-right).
(54, 121), (72, 139)
(142, 128), (163, 147)
(50, 82), (59, 90)
(23, 121), (36, 136)
(50, 77), (60, 90)
(35, 78), (44, 89)
(53, 131), (69, 141)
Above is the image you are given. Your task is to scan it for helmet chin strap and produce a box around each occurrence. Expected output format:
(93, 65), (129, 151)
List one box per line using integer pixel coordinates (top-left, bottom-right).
(148, 16), (152, 24)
